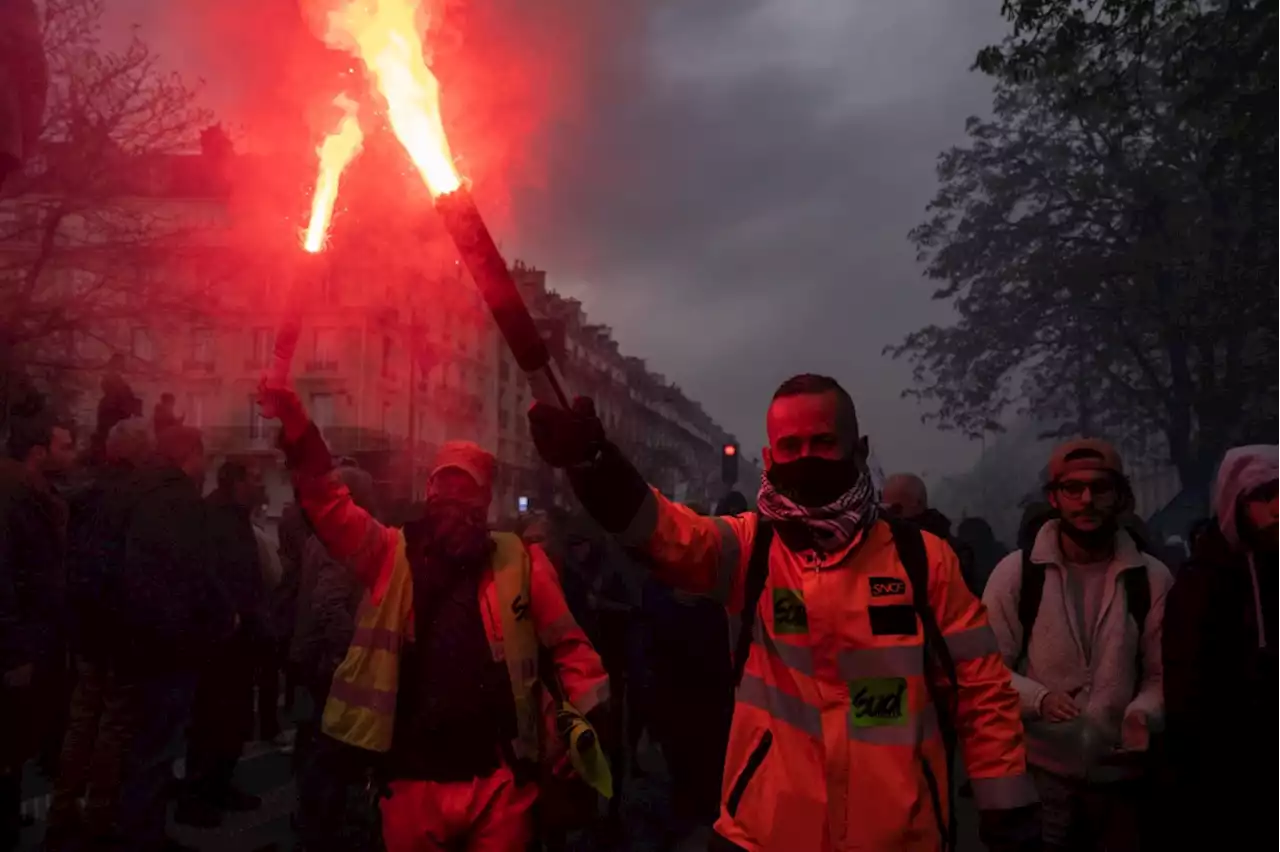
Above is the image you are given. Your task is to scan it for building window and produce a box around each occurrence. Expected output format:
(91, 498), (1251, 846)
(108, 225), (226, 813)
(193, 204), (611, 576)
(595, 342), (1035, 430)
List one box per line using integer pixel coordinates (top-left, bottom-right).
(311, 393), (334, 431)
(191, 328), (214, 368)
(131, 328), (153, 361)
(251, 328), (272, 369)
(313, 328), (339, 367)
(498, 408), (509, 429)
(185, 393), (203, 427)
(248, 394), (265, 439)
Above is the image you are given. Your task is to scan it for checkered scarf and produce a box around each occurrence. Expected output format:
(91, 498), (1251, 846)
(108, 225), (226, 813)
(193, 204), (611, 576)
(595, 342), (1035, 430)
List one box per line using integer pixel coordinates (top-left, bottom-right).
(756, 467), (879, 554)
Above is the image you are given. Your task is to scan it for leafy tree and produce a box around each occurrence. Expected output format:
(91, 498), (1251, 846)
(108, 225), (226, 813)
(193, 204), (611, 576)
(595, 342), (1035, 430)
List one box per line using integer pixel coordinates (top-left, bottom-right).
(0, 0), (220, 430)
(893, 0), (1277, 491)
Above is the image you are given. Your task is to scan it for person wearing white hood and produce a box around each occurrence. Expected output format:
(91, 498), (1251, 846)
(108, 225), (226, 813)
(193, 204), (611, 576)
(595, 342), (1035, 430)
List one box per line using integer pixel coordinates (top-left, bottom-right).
(1163, 445), (1277, 849)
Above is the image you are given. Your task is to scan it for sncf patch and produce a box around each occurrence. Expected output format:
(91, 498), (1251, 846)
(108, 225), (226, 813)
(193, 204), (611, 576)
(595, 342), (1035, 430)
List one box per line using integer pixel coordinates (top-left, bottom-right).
(772, 588), (809, 635)
(869, 576), (906, 598)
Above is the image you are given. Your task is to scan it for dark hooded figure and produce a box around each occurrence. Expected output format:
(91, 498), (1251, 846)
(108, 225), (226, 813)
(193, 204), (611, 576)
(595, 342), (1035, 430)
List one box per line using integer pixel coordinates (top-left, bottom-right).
(1163, 445), (1277, 849)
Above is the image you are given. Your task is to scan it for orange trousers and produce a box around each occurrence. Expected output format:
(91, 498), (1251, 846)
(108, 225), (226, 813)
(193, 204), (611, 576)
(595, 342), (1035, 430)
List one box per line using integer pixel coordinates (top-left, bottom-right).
(380, 763), (538, 852)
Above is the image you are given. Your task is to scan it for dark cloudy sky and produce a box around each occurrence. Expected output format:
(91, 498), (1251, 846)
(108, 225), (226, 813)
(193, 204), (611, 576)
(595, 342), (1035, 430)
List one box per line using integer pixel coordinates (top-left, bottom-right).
(107, 0), (1007, 479)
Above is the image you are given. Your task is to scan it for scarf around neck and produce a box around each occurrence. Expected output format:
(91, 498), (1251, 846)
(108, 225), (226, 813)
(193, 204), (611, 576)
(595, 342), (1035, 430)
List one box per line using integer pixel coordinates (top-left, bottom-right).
(757, 467), (878, 554)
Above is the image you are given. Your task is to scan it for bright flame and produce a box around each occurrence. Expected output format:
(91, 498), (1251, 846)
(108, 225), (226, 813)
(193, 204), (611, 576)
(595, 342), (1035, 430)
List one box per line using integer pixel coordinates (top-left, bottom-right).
(322, 0), (462, 198)
(303, 94), (365, 253)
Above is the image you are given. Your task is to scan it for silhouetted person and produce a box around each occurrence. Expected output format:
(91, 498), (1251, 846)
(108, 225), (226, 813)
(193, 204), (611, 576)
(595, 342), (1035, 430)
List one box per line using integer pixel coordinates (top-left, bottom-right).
(89, 357), (141, 466)
(883, 472), (979, 593)
(715, 490), (749, 516)
(177, 462), (267, 827)
(79, 426), (233, 852)
(1, 412), (74, 849)
(151, 392), (182, 437)
(956, 517), (1009, 598)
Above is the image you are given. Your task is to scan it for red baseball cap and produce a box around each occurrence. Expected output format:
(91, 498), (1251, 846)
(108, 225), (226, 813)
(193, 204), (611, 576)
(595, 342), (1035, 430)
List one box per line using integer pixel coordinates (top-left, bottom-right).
(1048, 438), (1125, 482)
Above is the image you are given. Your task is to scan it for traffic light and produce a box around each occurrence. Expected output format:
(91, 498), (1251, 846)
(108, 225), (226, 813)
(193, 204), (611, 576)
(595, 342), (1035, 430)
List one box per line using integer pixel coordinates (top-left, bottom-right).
(721, 443), (738, 486)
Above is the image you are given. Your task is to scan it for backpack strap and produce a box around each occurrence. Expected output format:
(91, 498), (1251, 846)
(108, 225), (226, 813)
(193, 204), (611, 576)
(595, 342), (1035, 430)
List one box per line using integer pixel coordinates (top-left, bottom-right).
(1014, 550), (1047, 674)
(732, 519), (775, 689)
(1122, 564), (1150, 687)
(888, 519), (958, 852)
(1123, 565), (1150, 627)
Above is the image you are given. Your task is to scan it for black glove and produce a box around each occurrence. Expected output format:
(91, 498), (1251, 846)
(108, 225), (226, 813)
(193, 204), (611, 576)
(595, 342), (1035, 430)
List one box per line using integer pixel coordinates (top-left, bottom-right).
(979, 804), (1043, 852)
(528, 397), (606, 468)
(528, 397), (649, 534)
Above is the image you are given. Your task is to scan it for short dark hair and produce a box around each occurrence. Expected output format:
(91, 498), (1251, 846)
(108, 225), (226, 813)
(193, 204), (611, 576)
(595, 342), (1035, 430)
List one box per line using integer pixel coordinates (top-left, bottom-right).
(6, 413), (70, 462)
(716, 491), (750, 516)
(771, 373), (859, 435)
(156, 425), (203, 467)
(217, 460), (250, 492)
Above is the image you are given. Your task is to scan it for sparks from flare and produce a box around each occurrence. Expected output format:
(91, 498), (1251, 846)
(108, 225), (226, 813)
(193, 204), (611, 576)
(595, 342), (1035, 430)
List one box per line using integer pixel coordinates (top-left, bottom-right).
(303, 94), (365, 253)
(322, 0), (462, 198)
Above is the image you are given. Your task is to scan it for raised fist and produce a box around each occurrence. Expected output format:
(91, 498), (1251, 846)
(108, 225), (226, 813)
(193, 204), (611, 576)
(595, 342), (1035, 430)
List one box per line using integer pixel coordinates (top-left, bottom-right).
(527, 397), (606, 469)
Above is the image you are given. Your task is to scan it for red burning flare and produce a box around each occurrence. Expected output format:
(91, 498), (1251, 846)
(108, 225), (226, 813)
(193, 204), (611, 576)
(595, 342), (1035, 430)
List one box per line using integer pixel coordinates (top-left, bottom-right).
(303, 93), (364, 253)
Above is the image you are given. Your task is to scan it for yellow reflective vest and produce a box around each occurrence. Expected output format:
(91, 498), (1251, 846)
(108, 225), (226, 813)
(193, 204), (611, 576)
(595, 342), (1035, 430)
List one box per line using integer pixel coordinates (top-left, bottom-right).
(322, 531), (541, 760)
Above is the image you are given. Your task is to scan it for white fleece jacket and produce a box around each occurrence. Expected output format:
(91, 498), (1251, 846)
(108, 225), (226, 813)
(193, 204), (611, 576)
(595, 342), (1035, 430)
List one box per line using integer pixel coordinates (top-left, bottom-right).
(982, 520), (1172, 781)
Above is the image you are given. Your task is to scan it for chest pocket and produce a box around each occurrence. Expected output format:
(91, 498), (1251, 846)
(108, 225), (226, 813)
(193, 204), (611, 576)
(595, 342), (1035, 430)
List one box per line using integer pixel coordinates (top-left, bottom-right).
(868, 603), (918, 637)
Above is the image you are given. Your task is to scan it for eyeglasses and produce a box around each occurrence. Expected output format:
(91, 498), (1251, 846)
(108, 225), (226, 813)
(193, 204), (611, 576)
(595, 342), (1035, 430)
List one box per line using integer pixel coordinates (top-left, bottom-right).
(1055, 479), (1117, 499)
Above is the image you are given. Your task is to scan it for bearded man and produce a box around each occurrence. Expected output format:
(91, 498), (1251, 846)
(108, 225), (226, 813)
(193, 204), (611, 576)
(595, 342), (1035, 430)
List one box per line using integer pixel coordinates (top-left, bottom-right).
(983, 440), (1173, 851)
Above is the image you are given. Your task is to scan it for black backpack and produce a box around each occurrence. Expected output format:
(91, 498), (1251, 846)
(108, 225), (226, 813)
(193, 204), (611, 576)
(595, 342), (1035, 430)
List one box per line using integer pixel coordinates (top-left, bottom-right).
(731, 518), (960, 851)
(1013, 519), (1152, 675)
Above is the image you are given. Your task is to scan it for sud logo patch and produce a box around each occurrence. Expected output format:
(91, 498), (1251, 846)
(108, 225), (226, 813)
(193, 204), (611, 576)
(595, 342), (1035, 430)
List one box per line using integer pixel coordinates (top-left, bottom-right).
(849, 677), (909, 728)
(772, 587), (808, 635)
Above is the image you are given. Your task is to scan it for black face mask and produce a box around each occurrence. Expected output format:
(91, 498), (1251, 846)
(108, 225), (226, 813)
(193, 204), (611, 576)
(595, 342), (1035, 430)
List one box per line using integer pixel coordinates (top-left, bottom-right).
(767, 456), (860, 508)
(422, 497), (492, 566)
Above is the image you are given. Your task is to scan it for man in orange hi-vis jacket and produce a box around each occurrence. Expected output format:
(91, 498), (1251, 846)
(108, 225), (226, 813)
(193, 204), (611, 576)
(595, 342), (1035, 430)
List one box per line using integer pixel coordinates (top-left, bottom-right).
(259, 385), (609, 852)
(529, 374), (1041, 852)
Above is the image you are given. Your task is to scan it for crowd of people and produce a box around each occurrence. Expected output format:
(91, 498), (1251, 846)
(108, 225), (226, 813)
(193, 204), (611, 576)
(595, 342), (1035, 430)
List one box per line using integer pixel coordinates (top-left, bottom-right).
(0, 368), (1275, 852)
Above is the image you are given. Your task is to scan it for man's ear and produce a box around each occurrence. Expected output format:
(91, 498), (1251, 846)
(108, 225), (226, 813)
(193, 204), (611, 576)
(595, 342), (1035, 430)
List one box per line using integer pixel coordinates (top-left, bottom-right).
(761, 446), (773, 471)
(1047, 490), (1061, 513)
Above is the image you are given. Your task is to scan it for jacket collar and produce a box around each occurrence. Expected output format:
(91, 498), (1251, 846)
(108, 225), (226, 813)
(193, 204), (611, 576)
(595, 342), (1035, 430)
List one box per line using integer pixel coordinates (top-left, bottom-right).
(1030, 518), (1145, 570)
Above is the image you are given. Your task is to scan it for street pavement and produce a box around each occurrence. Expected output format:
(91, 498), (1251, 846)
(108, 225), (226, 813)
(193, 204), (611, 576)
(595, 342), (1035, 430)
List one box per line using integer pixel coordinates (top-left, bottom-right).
(17, 726), (986, 852)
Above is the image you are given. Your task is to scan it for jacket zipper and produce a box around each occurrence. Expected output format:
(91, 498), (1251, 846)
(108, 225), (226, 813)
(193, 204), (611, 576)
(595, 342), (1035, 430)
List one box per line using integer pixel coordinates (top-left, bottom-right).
(727, 730), (773, 817)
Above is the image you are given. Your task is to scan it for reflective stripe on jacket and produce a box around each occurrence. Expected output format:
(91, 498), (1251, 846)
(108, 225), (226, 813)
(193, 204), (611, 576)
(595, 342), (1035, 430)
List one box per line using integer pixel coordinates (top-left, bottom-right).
(622, 488), (1034, 852)
(288, 441), (609, 759)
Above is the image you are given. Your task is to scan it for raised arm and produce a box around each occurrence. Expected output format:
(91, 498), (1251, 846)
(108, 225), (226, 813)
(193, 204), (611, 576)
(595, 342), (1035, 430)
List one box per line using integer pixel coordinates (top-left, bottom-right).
(528, 397), (752, 608)
(261, 383), (397, 597)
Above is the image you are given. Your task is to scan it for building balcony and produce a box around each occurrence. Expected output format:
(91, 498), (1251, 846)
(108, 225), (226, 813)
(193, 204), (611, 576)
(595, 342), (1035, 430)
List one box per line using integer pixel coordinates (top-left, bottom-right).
(199, 424), (394, 457)
(201, 426), (277, 456)
(182, 358), (216, 374)
(324, 426), (394, 454)
(420, 386), (484, 422)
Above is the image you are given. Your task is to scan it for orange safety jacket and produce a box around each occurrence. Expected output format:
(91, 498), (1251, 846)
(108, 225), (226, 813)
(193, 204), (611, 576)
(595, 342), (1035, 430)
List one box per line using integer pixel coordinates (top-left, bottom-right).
(289, 446), (609, 765)
(620, 488), (1034, 852)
